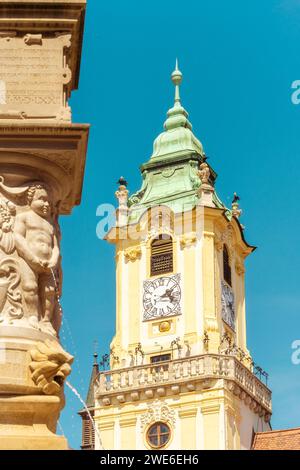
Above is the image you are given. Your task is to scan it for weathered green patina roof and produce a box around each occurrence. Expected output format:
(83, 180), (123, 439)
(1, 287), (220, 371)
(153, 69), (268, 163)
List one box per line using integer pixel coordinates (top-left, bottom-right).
(128, 61), (226, 223)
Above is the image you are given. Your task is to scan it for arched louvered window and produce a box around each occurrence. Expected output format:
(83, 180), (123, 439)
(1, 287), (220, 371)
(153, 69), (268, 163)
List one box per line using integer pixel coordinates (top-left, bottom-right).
(151, 235), (173, 276)
(223, 245), (232, 286)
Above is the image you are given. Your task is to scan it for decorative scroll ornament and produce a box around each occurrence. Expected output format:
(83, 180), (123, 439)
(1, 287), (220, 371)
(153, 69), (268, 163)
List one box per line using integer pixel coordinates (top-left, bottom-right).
(221, 224), (234, 255)
(145, 225), (173, 243)
(124, 246), (142, 262)
(0, 198), (16, 254)
(214, 234), (223, 252)
(128, 170), (148, 206)
(0, 182), (24, 322)
(180, 232), (197, 249)
(235, 258), (245, 276)
(24, 33), (42, 46)
(0, 176), (30, 198)
(29, 340), (74, 395)
(162, 168), (176, 178)
(140, 400), (176, 431)
(0, 258), (24, 322)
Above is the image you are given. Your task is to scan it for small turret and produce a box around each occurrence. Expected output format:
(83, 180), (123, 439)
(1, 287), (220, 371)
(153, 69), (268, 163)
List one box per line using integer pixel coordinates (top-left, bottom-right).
(78, 352), (99, 450)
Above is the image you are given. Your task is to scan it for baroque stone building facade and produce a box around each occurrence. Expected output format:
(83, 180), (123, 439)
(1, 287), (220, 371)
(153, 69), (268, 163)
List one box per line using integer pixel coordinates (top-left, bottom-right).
(88, 62), (272, 450)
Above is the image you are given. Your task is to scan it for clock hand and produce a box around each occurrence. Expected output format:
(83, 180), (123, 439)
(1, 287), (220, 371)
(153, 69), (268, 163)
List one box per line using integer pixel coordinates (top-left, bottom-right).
(156, 295), (170, 302)
(167, 284), (177, 293)
(161, 285), (176, 297)
(160, 291), (170, 299)
(160, 289), (176, 303)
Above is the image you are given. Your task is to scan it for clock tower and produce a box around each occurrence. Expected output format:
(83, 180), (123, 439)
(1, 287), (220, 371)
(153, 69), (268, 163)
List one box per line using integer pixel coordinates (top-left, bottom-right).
(93, 62), (272, 450)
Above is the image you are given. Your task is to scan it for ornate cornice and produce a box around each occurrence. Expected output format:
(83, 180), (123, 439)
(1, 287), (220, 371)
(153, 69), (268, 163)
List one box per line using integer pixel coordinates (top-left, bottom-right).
(119, 417), (137, 428)
(0, 124), (89, 214)
(98, 421), (115, 431)
(200, 403), (221, 415)
(178, 408), (198, 418)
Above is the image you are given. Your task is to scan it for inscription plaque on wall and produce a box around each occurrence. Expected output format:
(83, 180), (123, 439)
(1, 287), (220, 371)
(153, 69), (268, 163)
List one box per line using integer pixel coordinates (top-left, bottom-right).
(0, 33), (72, 121)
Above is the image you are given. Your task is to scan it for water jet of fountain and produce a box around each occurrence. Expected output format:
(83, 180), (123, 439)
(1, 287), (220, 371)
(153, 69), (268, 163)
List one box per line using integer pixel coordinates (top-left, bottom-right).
(50, 268), (85, 395)
(57, 420), (66, 438)
(50, 269), (104, 450)
(66, 380), (104, 450)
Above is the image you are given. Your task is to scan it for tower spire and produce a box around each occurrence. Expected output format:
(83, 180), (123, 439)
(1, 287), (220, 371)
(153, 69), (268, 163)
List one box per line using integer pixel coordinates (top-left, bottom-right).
(93, 351), (98, 366)
(164, 60), (192, 132)
(171, 58), (182, 105)
(149, 61), (203, 161)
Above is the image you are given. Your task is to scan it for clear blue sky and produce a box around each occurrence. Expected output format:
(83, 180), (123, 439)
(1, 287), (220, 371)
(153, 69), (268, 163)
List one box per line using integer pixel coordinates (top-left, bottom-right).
(59, 0), (300, 449)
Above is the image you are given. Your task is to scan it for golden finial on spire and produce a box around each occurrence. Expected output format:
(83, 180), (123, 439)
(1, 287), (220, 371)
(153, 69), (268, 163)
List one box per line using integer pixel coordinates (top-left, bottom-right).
(171, 58), (183, 105)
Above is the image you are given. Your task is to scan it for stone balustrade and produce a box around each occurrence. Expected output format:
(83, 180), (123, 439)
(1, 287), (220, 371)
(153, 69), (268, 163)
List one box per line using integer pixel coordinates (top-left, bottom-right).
(95, 354), (272, 414)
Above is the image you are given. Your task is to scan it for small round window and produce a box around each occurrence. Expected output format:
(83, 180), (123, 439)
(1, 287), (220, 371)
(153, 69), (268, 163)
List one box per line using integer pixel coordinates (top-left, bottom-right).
(147, 422), (171, 449)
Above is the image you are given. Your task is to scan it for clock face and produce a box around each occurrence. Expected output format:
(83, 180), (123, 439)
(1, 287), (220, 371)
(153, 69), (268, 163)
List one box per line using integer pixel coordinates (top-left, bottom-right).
(221, 281), (235, 331)
(143, 274), (181, 321)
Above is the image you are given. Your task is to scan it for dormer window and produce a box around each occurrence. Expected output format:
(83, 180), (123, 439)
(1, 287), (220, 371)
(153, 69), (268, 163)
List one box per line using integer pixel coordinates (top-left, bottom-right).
(151, 235), (173, 276)
(223, 245), (232, 286)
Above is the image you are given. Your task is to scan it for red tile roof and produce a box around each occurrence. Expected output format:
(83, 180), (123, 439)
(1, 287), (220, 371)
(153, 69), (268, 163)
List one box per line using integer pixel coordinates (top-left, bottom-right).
(252, 427), (300, 450)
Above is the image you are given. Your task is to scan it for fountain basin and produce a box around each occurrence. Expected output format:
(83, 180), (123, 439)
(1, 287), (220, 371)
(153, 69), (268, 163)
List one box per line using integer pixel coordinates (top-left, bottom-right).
(0, 326), (57, 394)
(0, 325), (69, 450)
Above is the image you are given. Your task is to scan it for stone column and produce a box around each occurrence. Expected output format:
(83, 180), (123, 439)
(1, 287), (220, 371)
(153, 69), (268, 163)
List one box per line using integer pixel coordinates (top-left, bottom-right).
(0, 0), (89, 450)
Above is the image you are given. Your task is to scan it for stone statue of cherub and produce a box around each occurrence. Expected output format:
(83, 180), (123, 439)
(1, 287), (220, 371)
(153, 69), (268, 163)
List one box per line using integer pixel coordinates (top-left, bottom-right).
(0, 177), (62, 336)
